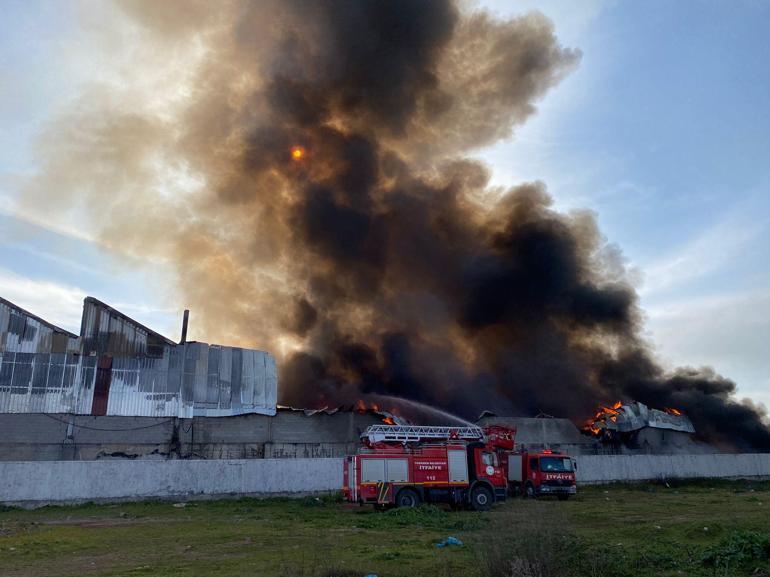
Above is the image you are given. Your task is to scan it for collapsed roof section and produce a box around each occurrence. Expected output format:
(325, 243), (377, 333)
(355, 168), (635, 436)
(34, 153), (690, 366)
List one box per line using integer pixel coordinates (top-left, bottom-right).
(595, 402), (696, 435)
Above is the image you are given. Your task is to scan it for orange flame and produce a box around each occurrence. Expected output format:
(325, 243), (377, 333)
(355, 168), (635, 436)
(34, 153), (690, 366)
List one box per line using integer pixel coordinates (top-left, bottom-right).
(583, 401), (624, 436)
(664, 407), (683, 416)
(290, 146), (305, 160)
(353, 399), (396, 424)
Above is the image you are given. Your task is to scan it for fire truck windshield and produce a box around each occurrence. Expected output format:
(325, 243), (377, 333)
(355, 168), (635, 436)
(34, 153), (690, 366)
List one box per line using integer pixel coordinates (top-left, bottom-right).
(540, 457), (573, 472)
(481, 452), (499, 467)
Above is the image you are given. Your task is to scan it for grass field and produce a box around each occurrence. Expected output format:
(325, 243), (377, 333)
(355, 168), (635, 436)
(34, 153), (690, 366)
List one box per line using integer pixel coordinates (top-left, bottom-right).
(1, 480), (769, 577)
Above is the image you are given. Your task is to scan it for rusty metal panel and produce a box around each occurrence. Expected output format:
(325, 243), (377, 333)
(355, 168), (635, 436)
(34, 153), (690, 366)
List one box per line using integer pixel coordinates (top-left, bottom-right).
(80, 297), (174, 358)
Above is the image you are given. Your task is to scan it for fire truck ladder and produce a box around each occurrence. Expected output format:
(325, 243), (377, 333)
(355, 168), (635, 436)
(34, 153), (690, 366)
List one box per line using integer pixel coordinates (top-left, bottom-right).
(362, 424), (485, 444)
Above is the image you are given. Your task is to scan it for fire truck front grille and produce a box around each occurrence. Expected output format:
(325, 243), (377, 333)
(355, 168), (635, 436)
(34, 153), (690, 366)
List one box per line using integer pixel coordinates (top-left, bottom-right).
(543, 479), (572, 487)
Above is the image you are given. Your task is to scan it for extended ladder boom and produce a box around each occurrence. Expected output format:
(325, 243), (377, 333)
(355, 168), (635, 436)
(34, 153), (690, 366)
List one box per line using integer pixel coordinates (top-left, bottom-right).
(362, 424), (485, 444)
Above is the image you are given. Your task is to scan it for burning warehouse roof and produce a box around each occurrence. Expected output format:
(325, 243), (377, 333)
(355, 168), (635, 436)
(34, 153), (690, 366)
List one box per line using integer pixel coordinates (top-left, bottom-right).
(594, 403), (695, 433)
(0, 296), (277, 418)
(587, 402), (696, 436)
(583, 402), (715, 454)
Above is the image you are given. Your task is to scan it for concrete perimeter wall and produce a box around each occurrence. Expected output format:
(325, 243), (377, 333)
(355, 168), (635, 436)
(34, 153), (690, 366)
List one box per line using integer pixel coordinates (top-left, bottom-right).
(0, 458), (343, 506)
(3, 453), (770, 506)
(575, 453), (770, 484)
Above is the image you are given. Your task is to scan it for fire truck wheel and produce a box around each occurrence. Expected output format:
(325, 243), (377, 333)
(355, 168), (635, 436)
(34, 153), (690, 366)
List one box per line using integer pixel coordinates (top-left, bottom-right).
(470, 485), (493, 511)
(395, 488), (420, 508)
(524, 482), (536, 499)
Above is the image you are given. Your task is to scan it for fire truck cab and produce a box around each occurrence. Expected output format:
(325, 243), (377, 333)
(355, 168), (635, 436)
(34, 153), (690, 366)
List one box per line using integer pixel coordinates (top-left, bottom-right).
(504, 450), (577, 500)
(343, 425), (512, 511)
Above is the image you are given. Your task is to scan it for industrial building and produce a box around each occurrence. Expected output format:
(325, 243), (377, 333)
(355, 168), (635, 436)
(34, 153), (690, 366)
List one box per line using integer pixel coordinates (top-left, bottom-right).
(478, 403), (708, 455)
(0, 295), (707, 462)
(581, 401), (709, 454)
(0, 296), (277, 418)
(0, 294), (392, 462)
(477, 412), (600, 455)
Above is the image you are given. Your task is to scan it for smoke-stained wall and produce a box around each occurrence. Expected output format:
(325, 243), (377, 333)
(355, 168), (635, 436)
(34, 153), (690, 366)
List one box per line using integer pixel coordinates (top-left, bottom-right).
(0, 410), (382, 461)
(0, 297), (277, 417)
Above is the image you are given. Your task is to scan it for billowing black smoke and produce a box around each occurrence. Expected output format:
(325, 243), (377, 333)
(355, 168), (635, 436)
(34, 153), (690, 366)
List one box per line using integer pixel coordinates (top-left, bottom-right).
(25, 0), (769, 449)
(262, 1), (768, 450)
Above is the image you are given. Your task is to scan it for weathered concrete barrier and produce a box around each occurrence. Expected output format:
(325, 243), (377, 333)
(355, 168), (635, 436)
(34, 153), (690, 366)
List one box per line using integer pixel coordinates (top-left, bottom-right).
(575, 453), (770, 484)
(0, 458), (344, 506)
(3, 454), (770, 506)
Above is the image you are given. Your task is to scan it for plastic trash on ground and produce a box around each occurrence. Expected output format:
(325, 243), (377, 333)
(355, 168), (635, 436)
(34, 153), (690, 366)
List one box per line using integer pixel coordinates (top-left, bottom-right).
(435, 536), (463, 548)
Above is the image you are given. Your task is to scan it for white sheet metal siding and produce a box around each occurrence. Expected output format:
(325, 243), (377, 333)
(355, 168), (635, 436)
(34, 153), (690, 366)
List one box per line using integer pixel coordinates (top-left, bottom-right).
(98, 343), (278, 418)
(0, 297), (277, 418)
(177, 343), (277, 418)
(107, 355), (180, 418)
(0, 299), (78, 354)
(0, 346), (277, 417)
(0, 350), (94, 415)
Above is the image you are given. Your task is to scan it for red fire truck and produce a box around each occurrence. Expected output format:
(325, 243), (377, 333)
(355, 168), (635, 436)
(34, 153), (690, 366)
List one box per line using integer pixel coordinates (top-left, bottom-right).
(502, 449), (577, 500)
(343, 425), (515, 511)
(343, 425), (577, 509)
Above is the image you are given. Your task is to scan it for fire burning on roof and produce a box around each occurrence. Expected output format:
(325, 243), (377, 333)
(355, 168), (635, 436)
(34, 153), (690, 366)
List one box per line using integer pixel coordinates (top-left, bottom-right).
(351, 399), (401, 425)
(584, 401), (623, 435)
(584, 401), (695, 439)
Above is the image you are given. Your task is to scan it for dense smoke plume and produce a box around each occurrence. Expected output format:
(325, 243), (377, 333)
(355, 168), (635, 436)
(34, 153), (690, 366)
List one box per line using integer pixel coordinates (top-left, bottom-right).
(22, 0), (769, 449)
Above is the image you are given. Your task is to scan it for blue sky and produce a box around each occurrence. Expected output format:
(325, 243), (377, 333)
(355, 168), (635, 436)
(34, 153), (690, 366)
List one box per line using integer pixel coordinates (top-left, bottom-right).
(1, 1), (769, 406)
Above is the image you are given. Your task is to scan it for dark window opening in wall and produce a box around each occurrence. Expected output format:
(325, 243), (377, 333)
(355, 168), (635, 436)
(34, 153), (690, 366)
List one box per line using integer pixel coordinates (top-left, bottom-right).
(8, 313), (25, 336)
(21, 321), (37, 342)
(146, 334), (166, 359)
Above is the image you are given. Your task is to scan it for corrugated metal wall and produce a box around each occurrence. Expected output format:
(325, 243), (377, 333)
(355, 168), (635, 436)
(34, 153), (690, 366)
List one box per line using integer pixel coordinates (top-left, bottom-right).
(80, 298), (170, 358)
(0, 297), (277, 417)
(0, 298), (87, 414)
(0, 298), (79, 354)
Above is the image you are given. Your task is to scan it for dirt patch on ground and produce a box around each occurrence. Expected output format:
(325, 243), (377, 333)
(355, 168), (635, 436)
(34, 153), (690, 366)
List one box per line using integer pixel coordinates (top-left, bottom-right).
(39, 516), (174, 529)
